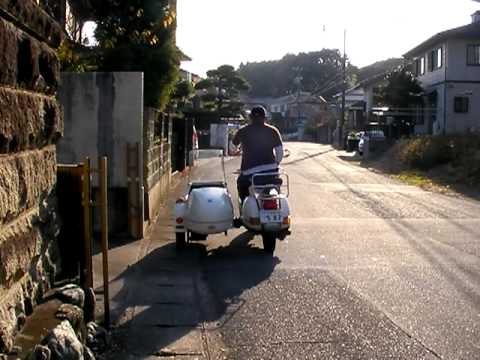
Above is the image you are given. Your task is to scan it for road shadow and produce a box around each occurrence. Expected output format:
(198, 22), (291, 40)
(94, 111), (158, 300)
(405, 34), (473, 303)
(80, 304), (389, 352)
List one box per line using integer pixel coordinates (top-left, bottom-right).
(283, 149), (335, 166)
(105, 230), (280, 358)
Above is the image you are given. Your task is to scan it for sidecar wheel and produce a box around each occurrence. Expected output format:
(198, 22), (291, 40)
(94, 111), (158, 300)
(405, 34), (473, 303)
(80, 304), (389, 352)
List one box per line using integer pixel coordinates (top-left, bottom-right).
(262, 233), (276, 254)
(176, 232), (187, 250)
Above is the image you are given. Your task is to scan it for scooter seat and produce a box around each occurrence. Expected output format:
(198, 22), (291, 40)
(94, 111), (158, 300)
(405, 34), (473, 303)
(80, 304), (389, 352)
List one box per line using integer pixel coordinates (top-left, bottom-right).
(261, 187), (279, 197)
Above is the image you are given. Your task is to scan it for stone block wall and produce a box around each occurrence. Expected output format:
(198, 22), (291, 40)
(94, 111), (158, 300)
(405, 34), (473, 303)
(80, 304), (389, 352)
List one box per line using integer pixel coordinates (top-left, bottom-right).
(143, 108), (172, 222)
(0, 0), (63, 353)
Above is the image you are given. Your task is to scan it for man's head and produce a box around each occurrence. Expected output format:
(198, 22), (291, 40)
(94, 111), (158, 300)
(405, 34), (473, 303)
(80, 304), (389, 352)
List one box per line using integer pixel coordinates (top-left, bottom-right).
(250, 106), (267, 124)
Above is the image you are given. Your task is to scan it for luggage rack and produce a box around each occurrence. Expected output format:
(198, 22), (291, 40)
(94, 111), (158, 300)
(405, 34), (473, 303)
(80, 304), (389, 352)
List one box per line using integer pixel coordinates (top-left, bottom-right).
(251, 172), (290, 197)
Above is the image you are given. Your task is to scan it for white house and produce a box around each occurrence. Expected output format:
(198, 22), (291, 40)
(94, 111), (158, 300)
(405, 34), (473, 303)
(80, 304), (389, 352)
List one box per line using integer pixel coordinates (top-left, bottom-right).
(333, 72), (389, 130)
(404, 11), (480, 135)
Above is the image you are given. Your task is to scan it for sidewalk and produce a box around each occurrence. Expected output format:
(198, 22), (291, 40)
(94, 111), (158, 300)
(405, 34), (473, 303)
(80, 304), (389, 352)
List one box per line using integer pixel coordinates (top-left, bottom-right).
(92, 178), (226, 359)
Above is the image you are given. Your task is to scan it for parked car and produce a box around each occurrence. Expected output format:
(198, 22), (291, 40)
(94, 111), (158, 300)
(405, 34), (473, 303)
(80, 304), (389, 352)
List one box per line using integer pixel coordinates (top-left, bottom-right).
(358, 130), (385, 155)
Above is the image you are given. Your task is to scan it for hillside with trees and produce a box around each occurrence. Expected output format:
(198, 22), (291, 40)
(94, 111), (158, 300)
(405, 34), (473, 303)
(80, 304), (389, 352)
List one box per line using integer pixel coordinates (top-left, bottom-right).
(356, 58), (404, 82)
(238, 51), (404, 100)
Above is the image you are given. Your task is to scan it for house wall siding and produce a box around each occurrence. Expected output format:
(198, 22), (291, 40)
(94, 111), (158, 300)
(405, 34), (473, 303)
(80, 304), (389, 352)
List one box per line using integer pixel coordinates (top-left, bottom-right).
(445, 82), (480, 133)
(416, 43), (447, 87)
(0, 0), (63, 353)
(446, 38), (480, 81)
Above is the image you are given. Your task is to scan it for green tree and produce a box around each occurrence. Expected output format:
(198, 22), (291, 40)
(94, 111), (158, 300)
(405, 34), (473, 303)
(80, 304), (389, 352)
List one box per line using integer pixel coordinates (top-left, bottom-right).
(172, 80), (194, 109)
(381, 68), (423, 108)
(195, 65), (250, 114)
(91, 0), (180, 109)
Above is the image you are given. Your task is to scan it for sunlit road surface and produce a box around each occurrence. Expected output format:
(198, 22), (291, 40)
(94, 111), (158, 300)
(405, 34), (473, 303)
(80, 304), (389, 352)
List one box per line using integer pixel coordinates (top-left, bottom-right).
(190, 142), (480, 359)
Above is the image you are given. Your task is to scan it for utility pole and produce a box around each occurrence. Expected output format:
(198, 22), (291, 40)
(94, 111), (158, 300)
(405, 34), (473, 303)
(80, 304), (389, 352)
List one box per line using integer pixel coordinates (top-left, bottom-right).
(339, 29), (347, 148)
(293, 67), (303, 140)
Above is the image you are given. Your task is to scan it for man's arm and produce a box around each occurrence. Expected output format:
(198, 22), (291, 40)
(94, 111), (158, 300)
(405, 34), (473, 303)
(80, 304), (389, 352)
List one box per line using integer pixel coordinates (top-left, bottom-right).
(272, 127), (284, 164)
(274, 145), (284, 164)
(232, 128), (242, 146)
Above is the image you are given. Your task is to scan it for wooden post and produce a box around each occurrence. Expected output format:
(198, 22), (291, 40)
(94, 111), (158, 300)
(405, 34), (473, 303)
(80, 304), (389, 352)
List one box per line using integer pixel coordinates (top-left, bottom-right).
(82, 158), (93, 289)
(99, 157), (110, 328)
(127, 143), (143, 239)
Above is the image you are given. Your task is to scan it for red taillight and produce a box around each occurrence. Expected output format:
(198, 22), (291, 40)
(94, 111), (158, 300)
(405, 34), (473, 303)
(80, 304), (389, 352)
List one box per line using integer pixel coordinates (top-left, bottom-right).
(262, 199), (279, 210)
(176, 217), (184, 224)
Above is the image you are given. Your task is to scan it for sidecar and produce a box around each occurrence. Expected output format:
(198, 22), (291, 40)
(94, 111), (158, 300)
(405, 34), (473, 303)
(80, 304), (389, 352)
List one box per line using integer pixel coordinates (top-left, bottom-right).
(174, 150), (234, 249)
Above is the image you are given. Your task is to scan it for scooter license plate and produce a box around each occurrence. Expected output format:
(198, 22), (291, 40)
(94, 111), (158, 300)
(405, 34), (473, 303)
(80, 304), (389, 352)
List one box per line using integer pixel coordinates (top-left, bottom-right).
(260, 211), (282, 223)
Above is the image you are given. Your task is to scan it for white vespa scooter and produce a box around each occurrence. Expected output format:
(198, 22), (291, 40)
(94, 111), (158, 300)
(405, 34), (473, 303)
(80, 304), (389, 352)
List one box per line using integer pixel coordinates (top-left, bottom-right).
(174, 150), (291, 253)
(239, 171), (291, 253)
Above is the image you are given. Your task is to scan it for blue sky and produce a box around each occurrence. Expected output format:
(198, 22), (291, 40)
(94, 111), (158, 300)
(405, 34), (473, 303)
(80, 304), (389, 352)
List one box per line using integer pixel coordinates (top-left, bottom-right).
(177, 0), (480, 76)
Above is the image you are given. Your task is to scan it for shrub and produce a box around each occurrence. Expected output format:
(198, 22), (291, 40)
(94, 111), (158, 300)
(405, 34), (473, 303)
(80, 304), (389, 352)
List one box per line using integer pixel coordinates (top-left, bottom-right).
(393, 134), (480, 179)
(397, 136), (453, 170)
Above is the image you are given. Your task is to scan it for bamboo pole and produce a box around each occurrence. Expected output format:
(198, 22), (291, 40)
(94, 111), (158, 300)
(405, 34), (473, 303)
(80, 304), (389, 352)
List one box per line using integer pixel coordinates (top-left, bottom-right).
(99, 156), (110, 328)
(82, 158), (93, 289)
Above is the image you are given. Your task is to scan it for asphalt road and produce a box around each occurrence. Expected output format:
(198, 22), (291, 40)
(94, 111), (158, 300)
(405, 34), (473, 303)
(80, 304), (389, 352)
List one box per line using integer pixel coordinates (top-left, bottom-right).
(190, 142), (480, 359)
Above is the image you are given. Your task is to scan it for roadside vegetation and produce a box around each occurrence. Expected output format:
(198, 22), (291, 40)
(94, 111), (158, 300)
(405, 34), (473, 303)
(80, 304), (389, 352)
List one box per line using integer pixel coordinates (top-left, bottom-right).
(368, 135), (480, 195)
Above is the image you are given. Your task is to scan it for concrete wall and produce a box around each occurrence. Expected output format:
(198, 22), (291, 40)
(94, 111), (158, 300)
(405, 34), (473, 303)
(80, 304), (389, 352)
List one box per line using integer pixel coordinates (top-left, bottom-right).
(58, 72), (144, 234)
(58, 72), (144, 188)
(0, 0), (63, 353)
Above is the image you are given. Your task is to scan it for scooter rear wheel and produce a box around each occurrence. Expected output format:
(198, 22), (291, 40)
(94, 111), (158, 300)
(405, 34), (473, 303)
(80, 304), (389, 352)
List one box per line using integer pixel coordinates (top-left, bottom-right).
(262, 233), (276, 254)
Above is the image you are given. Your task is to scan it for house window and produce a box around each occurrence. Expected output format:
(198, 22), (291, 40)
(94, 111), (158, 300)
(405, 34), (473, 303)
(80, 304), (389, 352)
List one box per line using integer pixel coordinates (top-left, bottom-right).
(428, 47), (443, 71)
(436, 47), (443, 69)
(467, 44), (480, 65)
(454, 97), (469, 113)
(414, 58), (426, 75)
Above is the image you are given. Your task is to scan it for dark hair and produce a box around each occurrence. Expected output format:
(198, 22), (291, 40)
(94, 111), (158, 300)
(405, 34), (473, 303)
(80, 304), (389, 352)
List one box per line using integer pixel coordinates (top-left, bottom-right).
(251, 106), (267, 119)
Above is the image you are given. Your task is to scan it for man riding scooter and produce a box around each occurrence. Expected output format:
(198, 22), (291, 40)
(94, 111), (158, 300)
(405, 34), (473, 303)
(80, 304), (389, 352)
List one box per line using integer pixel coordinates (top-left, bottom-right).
(232, 106), (291, 252)
(232, 106), (284, 203)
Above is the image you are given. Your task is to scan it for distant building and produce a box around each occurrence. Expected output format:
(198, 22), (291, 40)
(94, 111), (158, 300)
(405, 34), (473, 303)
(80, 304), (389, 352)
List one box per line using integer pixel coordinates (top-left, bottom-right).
(267, 92), (330, 141)
(405, 11), (480, 135)
(180, 69), (201, 86)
